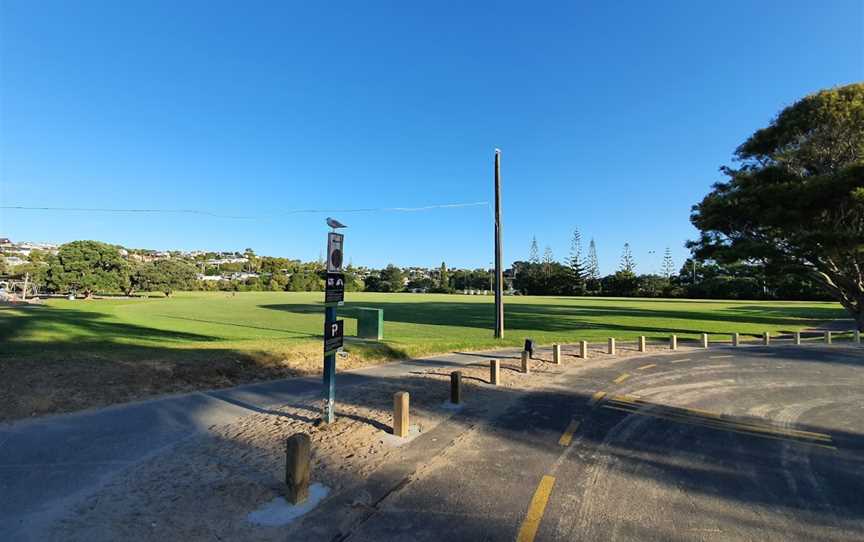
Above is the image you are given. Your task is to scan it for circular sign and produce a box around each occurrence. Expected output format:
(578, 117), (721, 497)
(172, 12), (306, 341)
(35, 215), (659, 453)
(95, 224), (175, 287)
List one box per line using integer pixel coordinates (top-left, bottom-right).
(330, 248), (343, 270)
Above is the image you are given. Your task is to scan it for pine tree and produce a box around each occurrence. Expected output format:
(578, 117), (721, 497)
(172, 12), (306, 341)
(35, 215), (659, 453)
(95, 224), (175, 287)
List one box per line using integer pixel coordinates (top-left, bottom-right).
(586, 239), (600, 280)
(529, 236), (540, 264)
(568, 228), (586, 294)
(661, 248), (675, 279)
(619, 243), (636, 274)
(439, 261), (449, 289)
(542, 246), (554, 277)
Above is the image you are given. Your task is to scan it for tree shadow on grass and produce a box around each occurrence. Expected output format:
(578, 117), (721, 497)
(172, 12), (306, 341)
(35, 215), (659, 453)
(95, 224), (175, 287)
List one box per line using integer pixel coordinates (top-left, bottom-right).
(259, 300), (844, 334)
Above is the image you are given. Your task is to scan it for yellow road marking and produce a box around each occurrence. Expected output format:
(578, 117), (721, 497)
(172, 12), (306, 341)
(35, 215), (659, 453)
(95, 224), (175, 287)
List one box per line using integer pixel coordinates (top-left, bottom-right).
(637, 363), (657, 370)
(670, 358), (690, 363)
(588, 390), (607, 406)
(558, 419), (581, 446)
(611, 394), (638, 403)
(516, 475), (556, 542)
(613, 373), (630, 384)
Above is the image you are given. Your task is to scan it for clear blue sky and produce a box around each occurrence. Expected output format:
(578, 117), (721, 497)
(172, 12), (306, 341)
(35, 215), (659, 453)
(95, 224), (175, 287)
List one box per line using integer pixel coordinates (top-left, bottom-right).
(1, 1), (861, 274)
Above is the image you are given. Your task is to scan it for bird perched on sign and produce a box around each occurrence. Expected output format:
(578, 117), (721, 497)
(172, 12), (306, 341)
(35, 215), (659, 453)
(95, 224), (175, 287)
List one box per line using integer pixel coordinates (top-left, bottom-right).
(326, 217), (347, 230)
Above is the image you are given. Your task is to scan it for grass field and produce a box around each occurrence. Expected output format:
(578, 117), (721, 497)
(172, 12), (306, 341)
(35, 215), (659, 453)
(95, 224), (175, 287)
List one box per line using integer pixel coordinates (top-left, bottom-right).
(0, 291), (847, 420)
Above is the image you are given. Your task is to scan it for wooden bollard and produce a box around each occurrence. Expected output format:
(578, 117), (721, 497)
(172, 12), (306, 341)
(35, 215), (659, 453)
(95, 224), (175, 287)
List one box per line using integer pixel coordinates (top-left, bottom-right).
(521, 350), (530, 374)
(608, 338), (616, 355)
(794, 331), (801, 345)
(701, 333), (709, 348)
(824, 331), (832, 344)
(285, 433), (311, 505)
(580, 340), (589, 359)
(763, 332), (771, 345)
(553, 344), (561, 365)
(393, 391), (409, 438)
(855, 330), (861, 344)
(670, 335), (677, 351)
(450, 371), (462, 404)
(638, 336), (646, 352)
(490, 359), (500, 385)
(732, 333), (739, 347)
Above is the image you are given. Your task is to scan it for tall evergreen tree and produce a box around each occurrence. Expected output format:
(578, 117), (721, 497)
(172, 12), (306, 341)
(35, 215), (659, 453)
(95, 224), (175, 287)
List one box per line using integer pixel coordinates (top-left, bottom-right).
(568, 228), (586, 294)
(542, 246), (554, 278)
(661, 247), (676, 278)
(586, 239), (600, 280)
(619, 243), (636, 274)
(529, 236), (540, 264)
(439, 261), (449, 289)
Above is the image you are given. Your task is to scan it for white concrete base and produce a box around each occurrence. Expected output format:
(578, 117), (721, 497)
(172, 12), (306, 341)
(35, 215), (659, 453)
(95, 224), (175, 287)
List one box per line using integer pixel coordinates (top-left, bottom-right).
(247, 484), (330, 526)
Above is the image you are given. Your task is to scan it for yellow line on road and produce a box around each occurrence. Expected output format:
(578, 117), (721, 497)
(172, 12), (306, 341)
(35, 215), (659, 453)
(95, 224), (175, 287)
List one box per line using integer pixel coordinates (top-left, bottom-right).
(588, 390), (607, 406)
(558, 419), (581, 446)
(613, 373), (631, 384)
(637, 363), (657, 370)
(516, 475), (556, 542)
(670, 358), (690, 363)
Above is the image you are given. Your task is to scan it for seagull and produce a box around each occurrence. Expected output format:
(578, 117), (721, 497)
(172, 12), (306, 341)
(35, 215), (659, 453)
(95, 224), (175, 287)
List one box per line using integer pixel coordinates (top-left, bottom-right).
(326, 217), (347, 230)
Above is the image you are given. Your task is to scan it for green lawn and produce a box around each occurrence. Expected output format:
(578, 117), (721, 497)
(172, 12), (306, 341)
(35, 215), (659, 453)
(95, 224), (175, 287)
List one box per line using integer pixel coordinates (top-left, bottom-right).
(0, 291), (848, 419)
(1, 291), (847, 361)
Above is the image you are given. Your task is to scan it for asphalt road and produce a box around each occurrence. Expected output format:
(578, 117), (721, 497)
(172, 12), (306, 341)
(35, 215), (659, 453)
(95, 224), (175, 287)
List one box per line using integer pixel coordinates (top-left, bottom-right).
(324, 344), (864, 541)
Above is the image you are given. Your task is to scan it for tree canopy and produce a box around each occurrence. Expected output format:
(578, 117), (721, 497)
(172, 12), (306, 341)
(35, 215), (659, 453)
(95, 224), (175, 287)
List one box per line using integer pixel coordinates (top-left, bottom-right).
(135, 259), (198, 297)
(689, 83), (864, 328)
(48, 241), (130, 297)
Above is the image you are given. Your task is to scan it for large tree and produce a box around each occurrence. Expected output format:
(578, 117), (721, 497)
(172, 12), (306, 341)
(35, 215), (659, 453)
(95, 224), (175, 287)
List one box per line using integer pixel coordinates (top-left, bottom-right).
(48, 240), (130, 297)
(135, 258), (198, 297)
(690, 83), (864, 329)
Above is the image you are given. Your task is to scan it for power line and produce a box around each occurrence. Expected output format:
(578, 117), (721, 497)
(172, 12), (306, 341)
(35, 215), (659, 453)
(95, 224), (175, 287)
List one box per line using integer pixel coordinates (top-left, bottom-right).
(0, 201), (489, 220)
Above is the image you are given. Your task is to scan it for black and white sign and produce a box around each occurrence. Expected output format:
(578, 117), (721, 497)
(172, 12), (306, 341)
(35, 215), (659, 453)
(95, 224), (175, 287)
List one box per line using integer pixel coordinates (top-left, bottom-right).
(325, 272), (345, 304)
(324, 319), (344, 354)
(327, 233), (344, 273)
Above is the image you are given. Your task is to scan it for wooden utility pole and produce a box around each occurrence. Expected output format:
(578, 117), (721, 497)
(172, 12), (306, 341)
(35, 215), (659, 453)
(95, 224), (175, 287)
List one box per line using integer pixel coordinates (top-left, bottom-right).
(494, 149), (504, 338)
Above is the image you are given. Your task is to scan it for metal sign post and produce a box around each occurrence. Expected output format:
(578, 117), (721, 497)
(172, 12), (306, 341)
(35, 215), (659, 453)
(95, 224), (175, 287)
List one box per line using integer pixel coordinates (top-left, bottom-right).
(323, 229), (345, 424)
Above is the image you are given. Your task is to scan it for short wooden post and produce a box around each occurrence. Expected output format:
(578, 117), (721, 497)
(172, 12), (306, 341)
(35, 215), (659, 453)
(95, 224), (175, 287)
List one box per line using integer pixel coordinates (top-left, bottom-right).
(490, 359), (500, 385)
(521, 350), (530, 374)
(670, 334), (677, 351)
(393, 391), (409, 438)
(552, 344), (561, 365)
(732, 333), (739, 347)
(580, 340), (589, 359)
(701, 333), (709, 348)
(763, 332), (771, 345)
(824, 330), (832, 344)
(794, 331), (801, 345)
(285, 433), (311, 505)
(638, 336), (646, 352)
(450, 371), (462, 404)
(608, 338), (616, 355)
(855, 330), (861, 344)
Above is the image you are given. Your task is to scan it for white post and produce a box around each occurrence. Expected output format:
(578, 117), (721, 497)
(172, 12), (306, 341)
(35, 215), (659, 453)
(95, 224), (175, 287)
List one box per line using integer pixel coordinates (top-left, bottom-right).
(670, 335), (677, 351)
(701, 333), (708, 349)
(608, 338), (616, 355)
(638, 336), (646, 353)
(855, 329), (861, 344)
(794, 331), (801, 345)
(553, 344), (561, 365)
(732, 333), (739, 347)
(763, 332), (771, 346)
(580, 340), (589, 359)
(824, 331), (832, 344)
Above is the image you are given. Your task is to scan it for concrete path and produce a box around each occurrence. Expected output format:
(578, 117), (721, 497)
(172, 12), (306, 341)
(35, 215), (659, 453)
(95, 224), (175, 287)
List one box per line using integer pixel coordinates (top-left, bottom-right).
(298, 344), (864, 541)
(0, 347), (523, 541)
